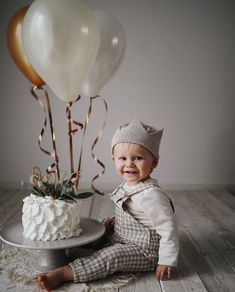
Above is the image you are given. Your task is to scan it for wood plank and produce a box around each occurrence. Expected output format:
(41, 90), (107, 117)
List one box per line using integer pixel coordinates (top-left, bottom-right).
(179, 230), (225, 292)
(0, 188), (21, 205)
(160, 273), (188, 292)
(0, 189), (10, 204)
(174, 190), (234, 253)
(172, 191), (235, 292)
(9, 207), (22, 222)
(223, 252), (235, 271)
(193, 190), (235, 231)
(175, 249), (208, 292)
(0, 191), (25, 229)
(159, 254), (197, 292)
(120, 272), (162, 292)
(210, 190), (235, 210)
(172, 191), (235, 253)
(190, 191), (235, 251)
(182, 226), (235, 291)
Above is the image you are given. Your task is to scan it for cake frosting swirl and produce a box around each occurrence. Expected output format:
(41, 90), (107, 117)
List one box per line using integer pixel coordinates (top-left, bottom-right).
(22, 194), (82, 241)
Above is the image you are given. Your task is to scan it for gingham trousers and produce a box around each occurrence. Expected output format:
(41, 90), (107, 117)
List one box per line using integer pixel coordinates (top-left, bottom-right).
(69, 183), (161, 283)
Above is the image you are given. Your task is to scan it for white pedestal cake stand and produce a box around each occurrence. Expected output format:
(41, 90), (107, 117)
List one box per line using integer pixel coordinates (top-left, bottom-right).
(0, 217), (105, 272)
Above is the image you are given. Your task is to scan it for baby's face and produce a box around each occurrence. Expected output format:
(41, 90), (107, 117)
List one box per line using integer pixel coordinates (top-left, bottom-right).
(112, 143), (157, 186)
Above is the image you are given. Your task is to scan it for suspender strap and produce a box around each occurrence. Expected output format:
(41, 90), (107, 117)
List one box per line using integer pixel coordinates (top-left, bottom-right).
(110, 182), (175, 213)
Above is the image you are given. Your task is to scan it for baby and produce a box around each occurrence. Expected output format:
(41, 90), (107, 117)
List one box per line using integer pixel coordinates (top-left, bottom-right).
(37, 118), (179, 291)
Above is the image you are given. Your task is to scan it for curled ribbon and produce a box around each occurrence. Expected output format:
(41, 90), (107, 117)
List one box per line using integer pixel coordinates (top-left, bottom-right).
(66, 96), (83, 173)
(31, 86), (60, 181)
(76, 96), (108, 195)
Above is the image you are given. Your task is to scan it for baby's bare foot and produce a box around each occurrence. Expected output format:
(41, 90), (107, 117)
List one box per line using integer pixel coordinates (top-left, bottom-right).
(37, 265), (74, 291)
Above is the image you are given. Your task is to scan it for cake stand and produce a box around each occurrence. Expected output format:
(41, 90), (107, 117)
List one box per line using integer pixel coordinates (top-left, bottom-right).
(0, 217), (105, 272)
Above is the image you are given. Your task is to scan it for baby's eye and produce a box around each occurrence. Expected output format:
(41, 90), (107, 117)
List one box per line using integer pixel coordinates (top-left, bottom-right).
(135, 156), (143, 161)
(119, 157), (126, 161)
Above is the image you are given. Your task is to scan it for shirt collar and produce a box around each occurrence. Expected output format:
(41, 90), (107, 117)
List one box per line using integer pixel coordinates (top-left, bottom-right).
(123, 178), (158, 191)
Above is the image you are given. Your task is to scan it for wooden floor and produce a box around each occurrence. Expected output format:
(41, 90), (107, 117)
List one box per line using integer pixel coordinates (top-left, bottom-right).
(0, 187), (234, 291)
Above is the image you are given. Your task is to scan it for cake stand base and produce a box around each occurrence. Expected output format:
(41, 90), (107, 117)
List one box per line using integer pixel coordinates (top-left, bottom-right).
(34, 249), (69, 272)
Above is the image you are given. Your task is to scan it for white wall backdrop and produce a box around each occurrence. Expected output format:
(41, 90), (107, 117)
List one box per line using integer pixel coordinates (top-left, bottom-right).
(0, 0), (235, 189)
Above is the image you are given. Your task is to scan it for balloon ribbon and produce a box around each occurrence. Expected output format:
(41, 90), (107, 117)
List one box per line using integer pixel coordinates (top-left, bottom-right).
(66, 96), (83, 173)
(31, 86), (60, 180)
(76, 96), (108, 195)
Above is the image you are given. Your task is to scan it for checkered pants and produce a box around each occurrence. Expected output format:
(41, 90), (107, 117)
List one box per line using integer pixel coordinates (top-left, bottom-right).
(69, 242), (156, 283)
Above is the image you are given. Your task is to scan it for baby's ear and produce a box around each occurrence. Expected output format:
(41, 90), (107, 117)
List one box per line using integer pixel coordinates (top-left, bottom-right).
(152, 159), (158, 169)
(112, 155), (115, 162)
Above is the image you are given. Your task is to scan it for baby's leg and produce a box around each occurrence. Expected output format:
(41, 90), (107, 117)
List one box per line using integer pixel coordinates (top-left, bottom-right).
(37, 265), (74, 291)
(69, 243), (155, 283)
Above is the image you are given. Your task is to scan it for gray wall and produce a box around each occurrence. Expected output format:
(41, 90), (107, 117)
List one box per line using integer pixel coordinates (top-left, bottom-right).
(0, 0), (235, 189)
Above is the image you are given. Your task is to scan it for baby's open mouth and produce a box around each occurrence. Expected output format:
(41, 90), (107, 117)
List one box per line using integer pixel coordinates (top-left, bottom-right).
(124, 170), (138, 174)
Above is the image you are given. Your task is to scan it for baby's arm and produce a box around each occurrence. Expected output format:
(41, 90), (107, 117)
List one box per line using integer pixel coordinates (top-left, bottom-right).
(139, 189), (179, 276)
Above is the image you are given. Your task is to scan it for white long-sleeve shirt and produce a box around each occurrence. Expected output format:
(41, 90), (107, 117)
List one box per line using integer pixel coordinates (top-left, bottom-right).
(123, 178), (179, 266)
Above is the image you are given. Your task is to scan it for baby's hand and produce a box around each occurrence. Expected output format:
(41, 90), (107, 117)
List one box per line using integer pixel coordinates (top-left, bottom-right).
(155, 264), (173, 281)
(102, 216), (115, 232)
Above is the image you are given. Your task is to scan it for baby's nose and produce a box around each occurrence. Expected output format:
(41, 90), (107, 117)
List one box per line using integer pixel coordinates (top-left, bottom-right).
(126, 159), (134, 167)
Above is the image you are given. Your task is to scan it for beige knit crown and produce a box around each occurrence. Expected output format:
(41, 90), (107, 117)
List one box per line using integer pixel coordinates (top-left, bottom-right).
(111, 119), (163, 159)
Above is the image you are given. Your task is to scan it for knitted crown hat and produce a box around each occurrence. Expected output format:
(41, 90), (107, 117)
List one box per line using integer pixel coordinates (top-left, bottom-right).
(111, 119), (163, 159)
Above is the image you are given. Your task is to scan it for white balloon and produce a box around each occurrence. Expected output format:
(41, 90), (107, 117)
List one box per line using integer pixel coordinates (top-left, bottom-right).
(22, 0), (100, 102)
(81, 11), (126, 97)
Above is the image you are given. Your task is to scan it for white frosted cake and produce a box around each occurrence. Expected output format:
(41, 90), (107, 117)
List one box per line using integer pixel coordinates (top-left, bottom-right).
(22, 194), (83, 241)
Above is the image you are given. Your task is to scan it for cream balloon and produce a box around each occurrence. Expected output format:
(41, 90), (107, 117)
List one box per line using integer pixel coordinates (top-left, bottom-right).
(81, 11), (126, 97)
(22, 0), (100, 102)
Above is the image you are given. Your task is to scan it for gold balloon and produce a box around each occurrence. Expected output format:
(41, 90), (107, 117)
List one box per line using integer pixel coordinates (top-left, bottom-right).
(7, 6), (45, 87)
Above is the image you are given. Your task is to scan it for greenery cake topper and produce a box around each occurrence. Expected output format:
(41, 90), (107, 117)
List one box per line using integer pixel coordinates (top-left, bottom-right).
(29, 166), (93, 203)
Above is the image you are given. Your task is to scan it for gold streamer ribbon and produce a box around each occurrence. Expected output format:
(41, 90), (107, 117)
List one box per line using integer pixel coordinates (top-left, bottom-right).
(31, 86), (60, 180)
(76, 95), (108, 195)
(66, 96), (83, 173)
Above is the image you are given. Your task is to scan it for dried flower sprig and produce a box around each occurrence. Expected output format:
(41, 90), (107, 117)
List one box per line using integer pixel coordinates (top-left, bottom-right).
(29, 167), (93, 203)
